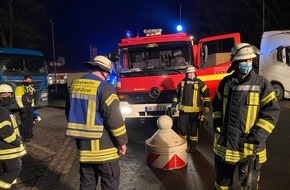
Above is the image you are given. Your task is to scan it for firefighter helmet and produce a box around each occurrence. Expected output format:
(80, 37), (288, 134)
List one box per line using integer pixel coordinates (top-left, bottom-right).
(231, 43), (258, 62)
(186, 66), (197, 73)
(0, 84), (13, 94)
(84, 55), (112, 73)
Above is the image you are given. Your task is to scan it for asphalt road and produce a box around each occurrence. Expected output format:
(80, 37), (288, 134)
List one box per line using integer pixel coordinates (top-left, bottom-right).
(13, 99), (290, 190)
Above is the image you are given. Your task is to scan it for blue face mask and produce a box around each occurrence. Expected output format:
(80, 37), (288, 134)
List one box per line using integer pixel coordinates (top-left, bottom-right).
(238, 61), (252, 75)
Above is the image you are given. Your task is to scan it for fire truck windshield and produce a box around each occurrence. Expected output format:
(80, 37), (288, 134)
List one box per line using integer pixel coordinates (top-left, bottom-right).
(119, 42), (193, 74)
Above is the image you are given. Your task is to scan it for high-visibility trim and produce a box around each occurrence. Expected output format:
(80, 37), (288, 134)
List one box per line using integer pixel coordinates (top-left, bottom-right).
(70, 79), (100, 96)
(256, 118), (275, 134)
(189, 136), (198, 141)
(201, 85), (208, 92)
(203, 97), (210, 102)
(214, 141), (267, 164)
(180, 135), (187, 140)
(0, 179), (12, 189)
(77, 147), (119, 162)
(243, 143), (254, 155)
(0, 144), (27, 160)
(12, 179), (17, 185)
(105, 94), (119, 106)
(213, 111), (222, 119)
(173, 98), (178, 103)
(193, 84), (198, 107)
(261, 91), (276, 107)
(178, 105), (200, 112)
(111, 125), (127, 137)
(66, 129), (103, 139)
(0, 121), (11, 129)
(3, 133), (16, 143)
(87, 100), (96, 126)
(214, 182), (230, 190)
(91, 140), (99, 151)
(67, 123), (103, 131)
(245, 92), (259, 133)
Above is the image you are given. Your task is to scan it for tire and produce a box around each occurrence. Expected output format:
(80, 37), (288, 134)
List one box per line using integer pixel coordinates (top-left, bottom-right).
(272, 84), (283, 101)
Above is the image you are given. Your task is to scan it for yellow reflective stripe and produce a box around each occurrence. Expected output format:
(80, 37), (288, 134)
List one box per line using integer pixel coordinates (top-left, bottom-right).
(87, 100), (96, 126)
(3, 133), (16, 143)
(0, 144), (27, 160)
(105, 94), (119, 106)
(215, 182), (230, 190)
(261, 91), (276, 107)
(180, 135), (187, 140)
(189, 136), (198, 141)
(245, 92), (259, 133)
(66, 129), (102, 139)
(193, 84), (198, 107)
(201, 85), (207, 92)
(256, 118), (275, 134)
(67, 123), (103, 131)
(257, 149), (267, 163)
(0, 180), (12, 189)
(243, 143), (254, 155)
(198, 73), (230, 82)
(213, 111), (222, 119)
(0, 121), (11, 129)
(111, 125), (126, 137)
(91, 140), (99, 151)
(179, 106), (200, 112)
(173, 98), (178, 103)
(12, 179), (17, 185)
(77, 147), (119, 162)
(203, 97), (210, 102)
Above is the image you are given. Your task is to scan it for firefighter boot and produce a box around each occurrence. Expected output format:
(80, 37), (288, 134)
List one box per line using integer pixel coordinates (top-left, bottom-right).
(189, 141), (197, 152)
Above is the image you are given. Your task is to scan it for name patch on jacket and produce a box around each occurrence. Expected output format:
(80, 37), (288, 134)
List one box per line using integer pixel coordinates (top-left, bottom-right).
(71, 79), (100, 95)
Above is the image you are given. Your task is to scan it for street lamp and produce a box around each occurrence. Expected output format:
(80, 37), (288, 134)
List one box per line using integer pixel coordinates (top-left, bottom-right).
(49, 19), (57, 95)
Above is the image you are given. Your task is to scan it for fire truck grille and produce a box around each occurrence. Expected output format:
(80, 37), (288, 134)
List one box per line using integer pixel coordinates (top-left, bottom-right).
(125, 91), (175, 104)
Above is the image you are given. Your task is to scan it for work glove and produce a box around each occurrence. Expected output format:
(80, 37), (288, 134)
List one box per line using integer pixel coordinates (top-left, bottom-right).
(203, 107), (210, 114)
(171, 103), (177, 113)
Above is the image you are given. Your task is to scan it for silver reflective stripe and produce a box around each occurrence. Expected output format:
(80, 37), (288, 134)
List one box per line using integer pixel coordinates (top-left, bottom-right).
(232, 85), (260, 92)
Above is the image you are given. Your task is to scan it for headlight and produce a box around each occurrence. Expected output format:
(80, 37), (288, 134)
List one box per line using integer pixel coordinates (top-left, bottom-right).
(120, 106), (131, 114)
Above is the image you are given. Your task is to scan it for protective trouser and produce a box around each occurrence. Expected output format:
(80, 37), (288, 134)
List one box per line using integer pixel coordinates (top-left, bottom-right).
(0, 158), (22, 190)
(79, 160), (120, 190)
(20, 107), (34, 141)
(178, 111), (199, 149)
(214, 156), (261, 190)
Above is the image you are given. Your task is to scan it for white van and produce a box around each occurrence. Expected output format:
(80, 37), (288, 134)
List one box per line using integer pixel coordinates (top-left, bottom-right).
(259, 30), (290, 100)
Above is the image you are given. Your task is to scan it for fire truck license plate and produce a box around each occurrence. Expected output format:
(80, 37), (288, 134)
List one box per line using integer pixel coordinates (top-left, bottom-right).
(145, 106), (167, 112)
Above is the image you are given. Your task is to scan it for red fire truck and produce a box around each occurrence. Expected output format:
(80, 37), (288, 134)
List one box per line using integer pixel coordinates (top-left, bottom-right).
(114, 29), (240, 119)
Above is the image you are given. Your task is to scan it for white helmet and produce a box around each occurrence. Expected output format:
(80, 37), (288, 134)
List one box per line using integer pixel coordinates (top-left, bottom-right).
(84, 55), (112, 72)
(0, 84), (13, 93)
(231, 43), (258, 62)
(186, 66), (197, 73)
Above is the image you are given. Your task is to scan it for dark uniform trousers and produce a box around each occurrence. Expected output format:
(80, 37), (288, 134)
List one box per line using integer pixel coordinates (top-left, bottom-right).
(0, 158), (22, 190)
(20, 106), (34, 141)
(214, 156), (261, 189)
(79, 160), (120, 190)
(179, 111), (199, 141)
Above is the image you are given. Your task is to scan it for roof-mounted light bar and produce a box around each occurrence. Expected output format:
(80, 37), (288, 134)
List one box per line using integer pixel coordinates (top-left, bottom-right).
(143, 29), (162, 36)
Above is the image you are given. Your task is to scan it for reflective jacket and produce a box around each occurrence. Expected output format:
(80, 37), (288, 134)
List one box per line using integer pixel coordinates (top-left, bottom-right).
(173, 77), (210, 112)
(15, 85), (35, 108)
(66, 73), (128, 163)
(212, 70), (280, 164)
(0, 105), (27, 160)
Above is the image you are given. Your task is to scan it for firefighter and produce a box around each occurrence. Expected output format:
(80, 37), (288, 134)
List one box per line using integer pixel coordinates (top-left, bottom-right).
(0, 83), (27, 189)
(15, 75), (35, 142)
(212, 43), (280, 189)
(65, 55), (128, 190)
(172, 66), (210, 152)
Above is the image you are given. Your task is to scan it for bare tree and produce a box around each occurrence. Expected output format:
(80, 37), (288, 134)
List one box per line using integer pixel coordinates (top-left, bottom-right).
(0, 0), (48, 49)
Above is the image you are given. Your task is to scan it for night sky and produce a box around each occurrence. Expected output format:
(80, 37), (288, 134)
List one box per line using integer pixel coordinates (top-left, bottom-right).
(50, 0), (186, 71)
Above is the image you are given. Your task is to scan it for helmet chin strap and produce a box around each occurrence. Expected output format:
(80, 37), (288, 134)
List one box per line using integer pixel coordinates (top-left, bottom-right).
(100, 71), (108, 80)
